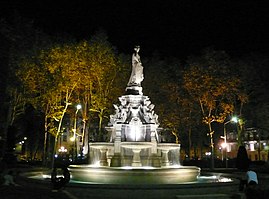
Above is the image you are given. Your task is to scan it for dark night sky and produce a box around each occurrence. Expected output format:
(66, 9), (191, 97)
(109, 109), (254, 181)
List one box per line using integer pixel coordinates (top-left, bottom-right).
(1, 0), (269, 58)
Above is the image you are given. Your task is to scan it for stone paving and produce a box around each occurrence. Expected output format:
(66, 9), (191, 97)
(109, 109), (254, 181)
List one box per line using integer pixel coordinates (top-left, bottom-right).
(1, 167), (269, 199)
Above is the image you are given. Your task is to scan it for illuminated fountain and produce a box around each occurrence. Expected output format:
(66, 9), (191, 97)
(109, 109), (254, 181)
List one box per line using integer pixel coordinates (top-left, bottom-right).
(68, 46), (200, 184)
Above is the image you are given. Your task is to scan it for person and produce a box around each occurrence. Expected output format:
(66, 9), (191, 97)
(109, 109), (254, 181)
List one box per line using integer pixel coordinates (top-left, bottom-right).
(246, 170), (258, 186)
(244, 170), (263, 199)
(127, 45), (144, 86)
(51, 167), (70, 192)
(239, 170), (259, 191)
(3, 170), (19, 186)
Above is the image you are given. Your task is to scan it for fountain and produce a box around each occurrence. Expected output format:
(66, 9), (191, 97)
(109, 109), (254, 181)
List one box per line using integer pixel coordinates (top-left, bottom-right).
(68, 46), (200, 184)
(21, 46), (238, 199)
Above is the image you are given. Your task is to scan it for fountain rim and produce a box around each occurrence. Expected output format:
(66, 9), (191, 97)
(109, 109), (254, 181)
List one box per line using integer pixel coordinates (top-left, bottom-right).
(20, 167), (239, 190)
(68, 164), (200, 170)
(67, 164), (201, 184)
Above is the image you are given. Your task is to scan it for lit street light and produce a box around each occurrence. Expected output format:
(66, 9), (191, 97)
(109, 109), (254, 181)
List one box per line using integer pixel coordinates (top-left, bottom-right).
(58, 146), (67, 153)
(71, 104), (81, 162)
(223, 116), (238, 168)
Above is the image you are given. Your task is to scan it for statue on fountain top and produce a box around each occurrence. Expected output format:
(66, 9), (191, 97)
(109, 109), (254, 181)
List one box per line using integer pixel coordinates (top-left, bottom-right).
(127, 45), (144, 87)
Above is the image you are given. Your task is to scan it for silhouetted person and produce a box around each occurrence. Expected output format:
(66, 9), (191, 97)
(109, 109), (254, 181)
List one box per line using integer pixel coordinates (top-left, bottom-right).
(51, 167), (70, 192)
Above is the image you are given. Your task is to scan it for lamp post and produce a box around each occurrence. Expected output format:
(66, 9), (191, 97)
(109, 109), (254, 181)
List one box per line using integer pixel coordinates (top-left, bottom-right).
(71, 104), (82, 162)
(58, 146), (67, 157)
(222, 116), (238, 168)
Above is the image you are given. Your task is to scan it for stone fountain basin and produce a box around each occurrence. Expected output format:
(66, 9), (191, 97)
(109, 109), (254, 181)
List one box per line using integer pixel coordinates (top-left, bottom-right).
(89, 142), (114, 149)
(157, 143), (180, 150)
(121, 142), (153, 149)
(68, 165), (200, 184)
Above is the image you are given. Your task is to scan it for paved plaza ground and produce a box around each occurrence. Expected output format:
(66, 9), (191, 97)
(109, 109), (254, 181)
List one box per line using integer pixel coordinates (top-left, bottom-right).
(1, 166), (269, 199)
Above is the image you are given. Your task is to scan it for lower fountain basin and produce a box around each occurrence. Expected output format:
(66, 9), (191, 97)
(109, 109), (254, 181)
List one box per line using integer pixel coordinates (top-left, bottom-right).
(68, 165), (200, 184)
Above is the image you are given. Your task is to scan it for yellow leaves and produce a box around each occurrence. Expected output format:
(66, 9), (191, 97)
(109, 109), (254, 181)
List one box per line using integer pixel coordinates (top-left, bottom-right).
(183, 52), (248, 130)
(220, 102), (234, 114)
(203, 114), (224, 124)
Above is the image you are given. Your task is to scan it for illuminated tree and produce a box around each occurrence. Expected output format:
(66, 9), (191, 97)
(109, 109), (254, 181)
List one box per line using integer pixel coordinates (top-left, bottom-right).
(183, 49), (247, 168)
(17, 32), (126, 164)
(144, 56), (202, 156)
(86, 33), (125, 141)
(18, 42), (81, 165)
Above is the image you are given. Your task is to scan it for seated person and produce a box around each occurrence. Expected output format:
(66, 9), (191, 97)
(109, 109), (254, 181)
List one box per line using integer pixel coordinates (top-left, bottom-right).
(245, 171), (263, 199)
(51, 167), (70, 191)
(246, 170), (258, 185)
(239, 170), (258, 191)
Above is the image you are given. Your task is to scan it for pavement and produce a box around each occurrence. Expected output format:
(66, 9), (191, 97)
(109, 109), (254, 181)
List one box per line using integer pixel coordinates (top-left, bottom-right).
(0, 174), (68, 199)
(1, 166), (269, 199)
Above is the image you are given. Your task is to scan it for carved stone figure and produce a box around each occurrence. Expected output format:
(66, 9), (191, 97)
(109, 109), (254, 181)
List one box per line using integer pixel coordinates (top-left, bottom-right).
(127, 46), (144, 86)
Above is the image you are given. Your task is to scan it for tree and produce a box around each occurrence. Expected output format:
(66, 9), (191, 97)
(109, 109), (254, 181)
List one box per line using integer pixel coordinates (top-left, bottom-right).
(143, 55), (203, 155)
(17, 31), (127, 165)
(21, 105), (44, 161)
(183, 49), (247, 169)
(0, 15), (50, 159)
(234, 53), (269, 145)
(143, 55), (182, 143)
(18, 42), (83, 166)
(86, 32), (124, 141)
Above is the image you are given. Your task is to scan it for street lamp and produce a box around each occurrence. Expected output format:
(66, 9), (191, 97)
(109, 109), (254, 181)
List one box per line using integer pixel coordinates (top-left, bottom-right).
(71, 104), (81, 161)
(222, 116), (238, 168)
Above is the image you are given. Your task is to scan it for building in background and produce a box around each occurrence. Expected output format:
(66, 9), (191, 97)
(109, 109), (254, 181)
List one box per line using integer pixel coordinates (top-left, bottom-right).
(225, 127), (269, 161)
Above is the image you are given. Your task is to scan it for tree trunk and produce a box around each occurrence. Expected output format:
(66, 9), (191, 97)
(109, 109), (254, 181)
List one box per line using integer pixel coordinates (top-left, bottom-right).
(51, 101), (69, 168)
(208, 122), (214, 170)
(98, 109), (104, 141)
(188, 127), (192, 159)
(42, 115), (49, 166)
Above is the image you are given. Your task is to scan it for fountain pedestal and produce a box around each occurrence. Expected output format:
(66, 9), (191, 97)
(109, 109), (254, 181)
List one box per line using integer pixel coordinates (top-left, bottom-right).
(131, 149), (143, 167)
(121, 142), (153, 167)
(150, 153), (161, 167)
(99, 148), (109, 166)
(89, 143), (114, 166)
(161, 149), (170, 166)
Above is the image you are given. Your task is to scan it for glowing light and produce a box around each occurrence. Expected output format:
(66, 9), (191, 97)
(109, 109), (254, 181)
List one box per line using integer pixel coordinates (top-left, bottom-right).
(122, 166), (156, 170)
(168, 164), (182, 168)
(122, 166), (133, 170)
(89, 161), (101, 167)
(249, 142), (255, 151)
(82, 146), (87, 155)
(58, 146), (67, 152)
(76, 104), (82, 110)
(42, 174), (51, 179)
(231, 116), (238, 123)
(221, 142), (227, 148)
(129, 125), (140, 141)
(199, 175), (217, 179)
(218, 178), (232, 182)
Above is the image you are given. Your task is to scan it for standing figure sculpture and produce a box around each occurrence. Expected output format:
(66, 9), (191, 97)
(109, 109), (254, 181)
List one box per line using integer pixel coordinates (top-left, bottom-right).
(127, 46), (144, 86)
